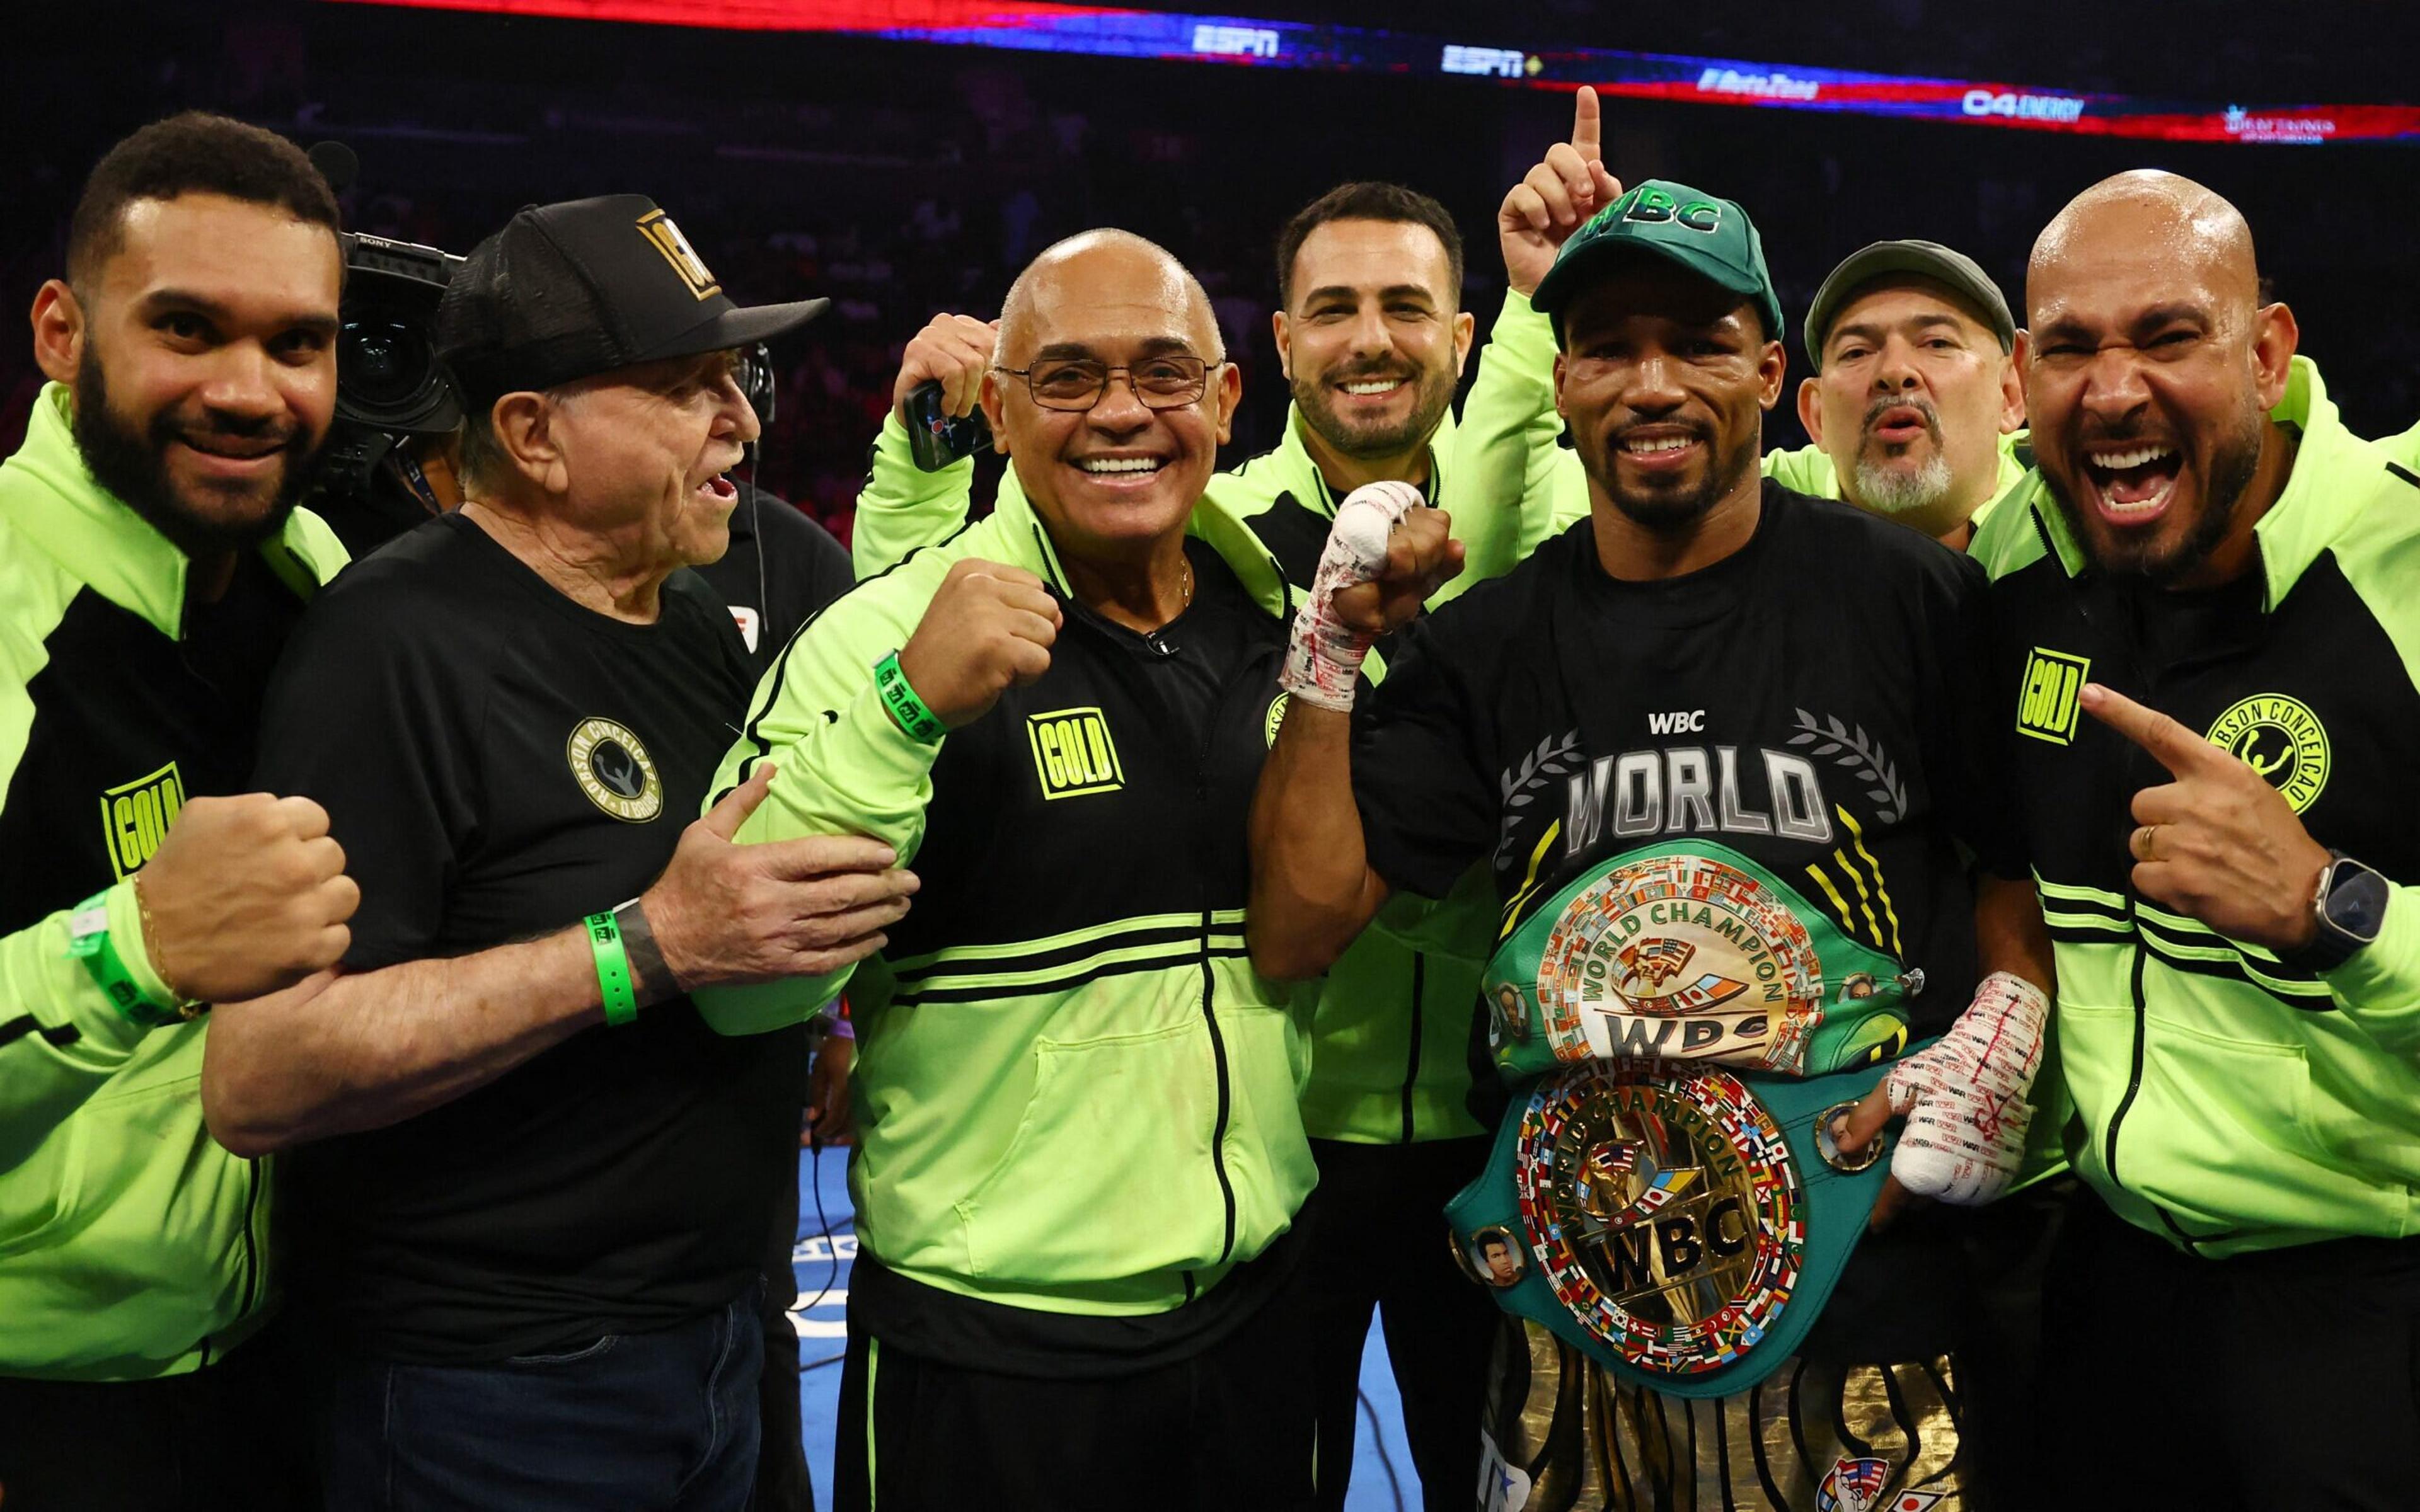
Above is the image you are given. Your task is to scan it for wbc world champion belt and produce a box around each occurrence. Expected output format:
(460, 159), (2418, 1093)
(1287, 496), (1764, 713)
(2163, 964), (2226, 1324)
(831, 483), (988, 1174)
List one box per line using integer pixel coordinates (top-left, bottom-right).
(1446, 840), (1930, 1397)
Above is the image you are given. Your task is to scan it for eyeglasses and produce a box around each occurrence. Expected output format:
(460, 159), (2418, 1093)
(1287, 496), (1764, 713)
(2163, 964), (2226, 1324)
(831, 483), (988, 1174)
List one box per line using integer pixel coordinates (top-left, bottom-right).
(993, 354), (1223, 412)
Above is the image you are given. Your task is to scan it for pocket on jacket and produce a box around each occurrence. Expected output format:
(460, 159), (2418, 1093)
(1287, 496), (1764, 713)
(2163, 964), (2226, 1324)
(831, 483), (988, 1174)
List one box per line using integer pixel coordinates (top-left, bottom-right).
(954, 1019), (1224, 1286)
(1210, 1003), (1318, 1254)
(0, 1110), (86, 1258)
(2096, 1009), (2399, 1234)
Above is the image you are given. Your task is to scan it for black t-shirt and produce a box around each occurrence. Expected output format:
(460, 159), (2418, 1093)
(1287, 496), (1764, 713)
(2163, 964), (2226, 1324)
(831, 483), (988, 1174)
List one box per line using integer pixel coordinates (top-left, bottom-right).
(689, 483), (854, 676)
(1356, 483), (2017, 1050)
(251, 511), (796, 1363)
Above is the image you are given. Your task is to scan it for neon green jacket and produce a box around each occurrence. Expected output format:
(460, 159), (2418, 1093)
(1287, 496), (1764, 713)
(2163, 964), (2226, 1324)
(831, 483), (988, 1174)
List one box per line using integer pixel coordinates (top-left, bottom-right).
(701, 425), (1335, 1314)
(0, 383), (345, 1378)
(846, 293), (1562, 1147)
(1975, 357), (2420, 1256)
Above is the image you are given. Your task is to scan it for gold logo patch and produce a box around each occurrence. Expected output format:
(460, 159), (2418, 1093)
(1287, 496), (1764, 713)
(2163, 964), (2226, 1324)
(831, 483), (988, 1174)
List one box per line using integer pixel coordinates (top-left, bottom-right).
(635, 210), (721, 301)
(567, 718), (664, 822)
(2206, 694), (2330, 812)
(2015, 647), (2090, 745)
(98, 760), (187, 879)
(1027, 707), (1124, 799)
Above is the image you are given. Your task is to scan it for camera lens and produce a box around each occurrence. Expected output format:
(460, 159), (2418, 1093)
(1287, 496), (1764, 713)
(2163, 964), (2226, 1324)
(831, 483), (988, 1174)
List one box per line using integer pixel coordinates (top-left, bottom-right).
(342, 318), (432, 411)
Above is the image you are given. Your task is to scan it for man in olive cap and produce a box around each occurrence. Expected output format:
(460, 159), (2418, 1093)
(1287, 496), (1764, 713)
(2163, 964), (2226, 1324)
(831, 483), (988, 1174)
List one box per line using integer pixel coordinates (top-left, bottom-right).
(1787, 240), (2028, 549)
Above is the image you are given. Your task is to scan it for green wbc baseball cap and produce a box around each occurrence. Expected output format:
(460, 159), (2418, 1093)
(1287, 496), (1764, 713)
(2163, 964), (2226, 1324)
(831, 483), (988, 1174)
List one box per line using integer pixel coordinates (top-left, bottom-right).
(1802, 239), (2015, 370)
(1532, 179), (1783, 343)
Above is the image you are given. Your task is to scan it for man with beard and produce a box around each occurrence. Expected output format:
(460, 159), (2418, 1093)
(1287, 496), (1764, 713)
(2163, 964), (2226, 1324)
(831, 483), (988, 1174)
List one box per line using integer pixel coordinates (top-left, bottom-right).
(0, 113), (363, 1508)
(1465, 235), (2029, 555)
(843, 98), (1618, 1510)
(1787, 243), (2027, 551)
(1250, 182), (2053, 1510)
(1973, 169), (2420, 1507)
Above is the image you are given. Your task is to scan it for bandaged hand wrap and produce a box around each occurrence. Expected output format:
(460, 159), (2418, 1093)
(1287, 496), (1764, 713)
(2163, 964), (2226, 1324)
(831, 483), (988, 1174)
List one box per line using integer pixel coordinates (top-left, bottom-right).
(1281, 480), (1426, 711)
(1880, 970), (2048, 1205)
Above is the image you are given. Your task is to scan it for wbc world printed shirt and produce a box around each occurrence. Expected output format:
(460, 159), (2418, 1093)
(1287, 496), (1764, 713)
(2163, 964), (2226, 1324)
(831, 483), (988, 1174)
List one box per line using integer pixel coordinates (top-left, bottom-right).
(1351, 481), (2025, 1073)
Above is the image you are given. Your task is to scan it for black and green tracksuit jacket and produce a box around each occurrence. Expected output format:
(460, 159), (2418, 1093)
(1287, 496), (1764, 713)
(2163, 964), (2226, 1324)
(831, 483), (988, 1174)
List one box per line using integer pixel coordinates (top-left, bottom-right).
(698, 455), (1328, 1315)
(0, 382), (345, 1378)
(1974, 357), (2420, 1257)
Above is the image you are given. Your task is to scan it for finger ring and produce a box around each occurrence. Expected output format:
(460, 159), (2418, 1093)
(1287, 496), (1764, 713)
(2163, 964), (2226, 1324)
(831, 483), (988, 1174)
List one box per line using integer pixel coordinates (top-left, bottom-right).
(2133, 823), (2160, 862)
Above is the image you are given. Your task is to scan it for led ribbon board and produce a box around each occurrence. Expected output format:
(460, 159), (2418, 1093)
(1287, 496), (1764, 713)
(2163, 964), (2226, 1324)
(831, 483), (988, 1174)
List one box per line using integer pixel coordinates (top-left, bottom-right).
(334, 0), (2420, 144)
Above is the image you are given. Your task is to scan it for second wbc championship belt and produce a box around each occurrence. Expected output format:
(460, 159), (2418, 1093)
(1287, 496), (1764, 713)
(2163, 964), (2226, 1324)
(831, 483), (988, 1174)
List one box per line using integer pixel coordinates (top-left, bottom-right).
(1446, 840), (1929, 1398)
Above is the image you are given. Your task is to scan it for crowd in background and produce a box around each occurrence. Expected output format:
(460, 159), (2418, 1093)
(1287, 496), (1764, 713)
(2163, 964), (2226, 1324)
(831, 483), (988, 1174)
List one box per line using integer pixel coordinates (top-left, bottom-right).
(6, 2), (2416, 542)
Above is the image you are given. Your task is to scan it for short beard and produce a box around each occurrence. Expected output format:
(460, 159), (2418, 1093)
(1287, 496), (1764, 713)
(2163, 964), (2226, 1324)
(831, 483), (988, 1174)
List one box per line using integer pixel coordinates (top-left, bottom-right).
(2053, 401), (2265, 585)
(1291, 357), (1457, 463)
(1595, 423), (1760, 534)
(71, 347), (317, 558)
(1852, 451), (1954, 517)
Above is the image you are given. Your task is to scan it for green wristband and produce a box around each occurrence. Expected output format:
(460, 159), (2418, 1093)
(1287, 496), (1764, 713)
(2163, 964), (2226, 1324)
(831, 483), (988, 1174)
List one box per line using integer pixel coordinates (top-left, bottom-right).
(875, 650), (947, 743)
(585, 910), (640, 1026)
(65, 889), (183, 1029)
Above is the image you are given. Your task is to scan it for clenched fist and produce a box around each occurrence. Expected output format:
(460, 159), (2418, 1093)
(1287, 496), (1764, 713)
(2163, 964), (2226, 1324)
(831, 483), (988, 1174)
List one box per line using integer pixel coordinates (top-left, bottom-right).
(893, 312), (1001, 423)
(897, 558), (1061, 729)
(138, 793), (358, 1004)
(1282, 483), (1461, 711)
(1499, 86), (1623, 298)
(1327, 504), (1462, 639)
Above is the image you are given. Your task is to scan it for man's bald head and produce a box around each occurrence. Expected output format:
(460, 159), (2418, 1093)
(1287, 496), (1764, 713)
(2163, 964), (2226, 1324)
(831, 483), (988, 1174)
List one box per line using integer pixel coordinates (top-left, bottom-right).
(996, 229), (1223, 367)
(981, 227), (1242, 565)
(2020, 170), (2298, 588)
(2028, 171), (2260, 325)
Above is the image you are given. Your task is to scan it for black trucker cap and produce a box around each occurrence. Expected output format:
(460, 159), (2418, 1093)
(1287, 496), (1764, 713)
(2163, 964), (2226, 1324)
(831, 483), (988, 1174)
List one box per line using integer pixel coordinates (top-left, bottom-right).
(438, 193), (827, 401)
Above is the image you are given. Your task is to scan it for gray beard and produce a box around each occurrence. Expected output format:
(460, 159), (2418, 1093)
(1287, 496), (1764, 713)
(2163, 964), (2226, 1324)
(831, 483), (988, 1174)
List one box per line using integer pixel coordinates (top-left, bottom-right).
(1850, 452), (1954, 518)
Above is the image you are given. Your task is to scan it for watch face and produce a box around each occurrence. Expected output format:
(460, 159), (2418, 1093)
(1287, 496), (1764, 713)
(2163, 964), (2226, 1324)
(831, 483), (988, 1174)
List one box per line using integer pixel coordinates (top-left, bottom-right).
(2327, 861), (2393, 944)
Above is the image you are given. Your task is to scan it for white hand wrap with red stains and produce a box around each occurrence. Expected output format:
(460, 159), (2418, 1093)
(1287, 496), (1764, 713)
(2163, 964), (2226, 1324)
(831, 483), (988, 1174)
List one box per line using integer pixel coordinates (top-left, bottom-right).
(1881, 970), (2048, 1206)
(1281, 481), (1426, 711)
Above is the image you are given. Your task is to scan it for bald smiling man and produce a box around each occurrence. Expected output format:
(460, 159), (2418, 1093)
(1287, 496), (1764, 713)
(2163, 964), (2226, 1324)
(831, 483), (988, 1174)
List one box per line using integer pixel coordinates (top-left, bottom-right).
(1972, 171), (2420, 1508)
(694, 230), (1319, 1511)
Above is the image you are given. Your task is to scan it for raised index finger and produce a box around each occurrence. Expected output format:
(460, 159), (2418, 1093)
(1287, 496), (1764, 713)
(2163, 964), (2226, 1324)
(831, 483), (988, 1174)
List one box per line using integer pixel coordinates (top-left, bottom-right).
(1570, 85), (1601, 163)
(2078, 683), (2218, 777)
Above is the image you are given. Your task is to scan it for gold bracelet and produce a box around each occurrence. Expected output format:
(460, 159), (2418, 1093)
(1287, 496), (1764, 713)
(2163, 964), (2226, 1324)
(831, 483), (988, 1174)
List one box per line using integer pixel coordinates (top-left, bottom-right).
(130, 871), (204, 1019)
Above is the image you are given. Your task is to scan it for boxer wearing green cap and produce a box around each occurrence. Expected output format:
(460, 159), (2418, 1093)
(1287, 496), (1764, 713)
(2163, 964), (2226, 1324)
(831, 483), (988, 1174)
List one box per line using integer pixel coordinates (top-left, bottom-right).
(1250, 182), (2054, 1509)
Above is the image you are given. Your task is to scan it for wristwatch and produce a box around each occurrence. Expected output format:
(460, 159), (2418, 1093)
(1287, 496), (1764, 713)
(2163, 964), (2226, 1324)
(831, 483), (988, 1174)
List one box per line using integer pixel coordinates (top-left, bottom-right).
(2286, 852), (2391, 973)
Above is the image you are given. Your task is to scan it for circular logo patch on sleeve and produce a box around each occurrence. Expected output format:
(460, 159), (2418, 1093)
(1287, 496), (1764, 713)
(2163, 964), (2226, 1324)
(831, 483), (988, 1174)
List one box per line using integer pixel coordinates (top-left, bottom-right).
(2204, 694), (2329, 813)
(567, 717), (664, 822)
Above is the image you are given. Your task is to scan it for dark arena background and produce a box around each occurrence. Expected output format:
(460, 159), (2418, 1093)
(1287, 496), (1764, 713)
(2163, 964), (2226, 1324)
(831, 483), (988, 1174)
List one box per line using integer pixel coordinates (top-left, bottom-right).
(6, 4), (2412, 1507)
(6, 1), (2417, 544)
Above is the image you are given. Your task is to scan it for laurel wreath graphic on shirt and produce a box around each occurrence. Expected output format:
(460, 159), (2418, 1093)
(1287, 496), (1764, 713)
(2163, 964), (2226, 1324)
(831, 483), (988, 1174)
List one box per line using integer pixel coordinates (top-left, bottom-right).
(1787, 709), (1906, 825)
(1496, 728), (1586, 864)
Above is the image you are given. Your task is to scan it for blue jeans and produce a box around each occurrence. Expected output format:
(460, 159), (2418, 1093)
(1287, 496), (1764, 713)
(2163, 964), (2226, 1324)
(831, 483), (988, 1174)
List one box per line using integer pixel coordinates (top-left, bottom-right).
(320, 1290), (763, 1512)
